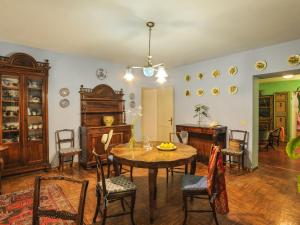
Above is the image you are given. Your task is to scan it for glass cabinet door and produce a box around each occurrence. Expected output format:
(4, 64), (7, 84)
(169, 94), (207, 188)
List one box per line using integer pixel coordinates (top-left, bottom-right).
(1, 76), (20, 144)
(27, 79), (43, 142)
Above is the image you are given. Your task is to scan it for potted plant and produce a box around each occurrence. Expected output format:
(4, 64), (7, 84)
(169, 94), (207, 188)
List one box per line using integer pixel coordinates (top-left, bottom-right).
(194, 104), (209, 125)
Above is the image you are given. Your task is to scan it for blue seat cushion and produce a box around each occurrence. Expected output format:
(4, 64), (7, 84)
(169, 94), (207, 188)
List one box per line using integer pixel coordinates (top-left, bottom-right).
(181, 174), (207, 191)
(108, 154), (114, 162)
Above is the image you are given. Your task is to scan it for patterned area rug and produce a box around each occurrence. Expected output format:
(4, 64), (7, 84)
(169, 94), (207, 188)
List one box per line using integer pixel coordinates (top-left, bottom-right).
(0, 184), (76, 225)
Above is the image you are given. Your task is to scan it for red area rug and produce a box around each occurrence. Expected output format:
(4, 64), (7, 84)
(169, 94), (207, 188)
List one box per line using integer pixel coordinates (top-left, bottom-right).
(0, 184), (76, 225)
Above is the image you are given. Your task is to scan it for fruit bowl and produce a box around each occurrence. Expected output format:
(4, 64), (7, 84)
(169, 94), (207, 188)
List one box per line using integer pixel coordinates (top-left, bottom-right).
(157, 142), (177, 151)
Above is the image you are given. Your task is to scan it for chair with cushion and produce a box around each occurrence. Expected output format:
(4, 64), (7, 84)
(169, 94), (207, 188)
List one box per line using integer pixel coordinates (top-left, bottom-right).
(104, 130), (133, 180)
(221, 130), (248, 170)
(55, 129), (82, 172)
(166, 131), (189, 183)
(181, 146), (222, 225)
(92, 149), (136, 225)
(32, 176), (89, 225)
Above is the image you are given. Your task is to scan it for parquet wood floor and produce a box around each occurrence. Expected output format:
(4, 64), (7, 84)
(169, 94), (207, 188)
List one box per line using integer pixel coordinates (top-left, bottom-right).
(2, 147), (300, 225)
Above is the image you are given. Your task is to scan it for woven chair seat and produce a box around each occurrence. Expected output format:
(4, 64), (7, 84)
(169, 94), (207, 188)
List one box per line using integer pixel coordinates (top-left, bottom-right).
(59, 148), (81, 154)
(99, 175), (136, 194)
(181, 174), (207, 191)
(221, 148), (243, 155)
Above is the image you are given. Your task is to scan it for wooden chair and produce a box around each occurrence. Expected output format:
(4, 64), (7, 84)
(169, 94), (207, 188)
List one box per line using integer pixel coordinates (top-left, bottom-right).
(92, 149), (137, 225)
(166, 131), (189, 183)
(221, 130), (248, 170)
(55, 129), (82, 172)
(181, 146), (220, 225)
(32, 176), (89, 225)
(266, 128), (281, 150)
(104, 130), (133, 180)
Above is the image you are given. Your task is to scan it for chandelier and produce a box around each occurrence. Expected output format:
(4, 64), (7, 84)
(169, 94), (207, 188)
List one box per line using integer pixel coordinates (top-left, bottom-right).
(124, 21), (168, 84)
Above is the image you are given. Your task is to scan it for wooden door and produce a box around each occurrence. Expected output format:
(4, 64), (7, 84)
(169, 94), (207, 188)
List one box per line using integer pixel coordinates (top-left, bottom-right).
(157, 86), (174, 142)
(24, 76), (46, 164)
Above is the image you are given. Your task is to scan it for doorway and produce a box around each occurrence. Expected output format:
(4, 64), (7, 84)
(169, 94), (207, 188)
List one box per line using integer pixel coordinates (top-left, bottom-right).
(253, 71), (300, 171)
(141, 86), (174, 142)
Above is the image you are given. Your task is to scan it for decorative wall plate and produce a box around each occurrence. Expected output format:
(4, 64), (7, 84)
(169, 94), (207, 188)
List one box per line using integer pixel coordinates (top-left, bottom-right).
(211, 87), (220, 96)
(228, 85), (238, 95)
(59, 88), (70, 97)
(185, 90), (191, 96)
(129, 92), (135, 100)
(184, 74), (191, 81)
(197, 73), (204, 80)
(211, 69), (221, 78)
(196, 88), (204, 96)
(59, 98), (70, 108)
(255, 60), (267, 71)
(96, 68), (107, 80)
(228, 66), (238, 76)
(287, 54), (300, 66)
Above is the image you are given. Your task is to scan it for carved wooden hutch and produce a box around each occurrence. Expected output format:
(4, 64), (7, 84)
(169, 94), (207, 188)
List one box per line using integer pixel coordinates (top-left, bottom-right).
(79, 84), (131, 169)
(0, 53), (50, 176)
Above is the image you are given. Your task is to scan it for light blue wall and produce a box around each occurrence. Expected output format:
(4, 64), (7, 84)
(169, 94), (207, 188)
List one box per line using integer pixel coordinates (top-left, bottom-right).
(0, 41), (156, 165)
(169, 38), (300, 169)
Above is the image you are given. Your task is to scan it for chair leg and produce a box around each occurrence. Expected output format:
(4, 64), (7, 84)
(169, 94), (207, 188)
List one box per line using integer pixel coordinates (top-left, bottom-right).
(171, 167), (174, 176)
(242, 153), (245, 170)
(184, 163), (188, 174)
(70, 156), (74, 168)
(121, 198), (126, 211)
(120, 164), (123, 174)
(93, 190), (101, 223)
(130, 192), (136, 225)
(166, 168), (169, 184)
(209, 201), (219, 225)
(77, 153), (80, 171)
(238, 156), (241, 171)
(182, 194), (188, 225)
(130, 166), (133, 181)
(61, 156), (64, 172)
(107, 162), (111, 178)
(101, 200), (107, 225)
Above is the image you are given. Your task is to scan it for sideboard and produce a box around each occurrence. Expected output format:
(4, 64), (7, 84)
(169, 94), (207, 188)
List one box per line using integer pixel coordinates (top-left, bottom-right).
(176, 124), (227, 162)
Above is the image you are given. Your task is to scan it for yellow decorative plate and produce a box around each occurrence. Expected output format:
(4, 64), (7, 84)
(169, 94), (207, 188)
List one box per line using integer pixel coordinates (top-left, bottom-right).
(185, 90), (191, 96)
(197, 73), (204, 80)
(184, 74), (191, 81)
(228, 66), (238, 76)
(211, 87), (220, 96)
(211, 69), (221, 78)
(228, 85), (238, 95)
(255, 60), (267, 71)
(196, 88), (204, 96)
(288, 54), (300, 66)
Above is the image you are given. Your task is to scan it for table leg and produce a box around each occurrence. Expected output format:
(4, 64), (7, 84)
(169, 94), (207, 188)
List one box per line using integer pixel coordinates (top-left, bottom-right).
(0, 157), (4, 194)
(112, 158), (120, 176)
(148, 168), (158, 224)
(190, 157), (196, 175)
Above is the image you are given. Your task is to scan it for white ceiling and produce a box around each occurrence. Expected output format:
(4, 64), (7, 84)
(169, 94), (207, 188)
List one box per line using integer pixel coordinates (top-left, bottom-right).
(258, 74), (300, 83)
(1, 0), (300, 67)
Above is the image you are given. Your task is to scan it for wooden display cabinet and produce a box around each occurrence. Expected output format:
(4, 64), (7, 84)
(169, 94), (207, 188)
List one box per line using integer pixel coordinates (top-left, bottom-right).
(0, 53), (49, 176)
(79, 84), (131, 169)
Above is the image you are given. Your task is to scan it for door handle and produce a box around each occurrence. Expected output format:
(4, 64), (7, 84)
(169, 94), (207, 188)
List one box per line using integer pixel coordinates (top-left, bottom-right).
(168, 117), (173, 126)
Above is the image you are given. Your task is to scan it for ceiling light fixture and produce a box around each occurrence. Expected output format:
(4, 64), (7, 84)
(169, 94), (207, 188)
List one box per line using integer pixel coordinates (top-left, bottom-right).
(282, 74), (294, 79)
(124, 21), (168, 83)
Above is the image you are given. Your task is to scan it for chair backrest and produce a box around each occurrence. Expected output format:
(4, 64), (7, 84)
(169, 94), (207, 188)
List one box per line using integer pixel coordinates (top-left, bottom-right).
(169, 131), (189, 144)
(32, 176), (89, 225)
(93, 149), (108, 195)
(101, 129), (114, 152)
(229, 130), (248, 151)
(55, 129), (75, 151)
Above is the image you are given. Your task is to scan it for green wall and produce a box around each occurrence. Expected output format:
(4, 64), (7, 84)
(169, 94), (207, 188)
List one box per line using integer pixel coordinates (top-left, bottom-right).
(259, 79), (300, 140)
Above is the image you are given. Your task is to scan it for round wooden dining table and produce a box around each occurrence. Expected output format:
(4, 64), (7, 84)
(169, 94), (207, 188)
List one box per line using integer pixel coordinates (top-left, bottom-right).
(110, 141), (197, 224)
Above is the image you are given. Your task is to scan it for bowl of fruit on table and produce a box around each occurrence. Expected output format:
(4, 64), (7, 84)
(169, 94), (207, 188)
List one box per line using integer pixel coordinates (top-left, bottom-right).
(157, 142), (177, 151)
